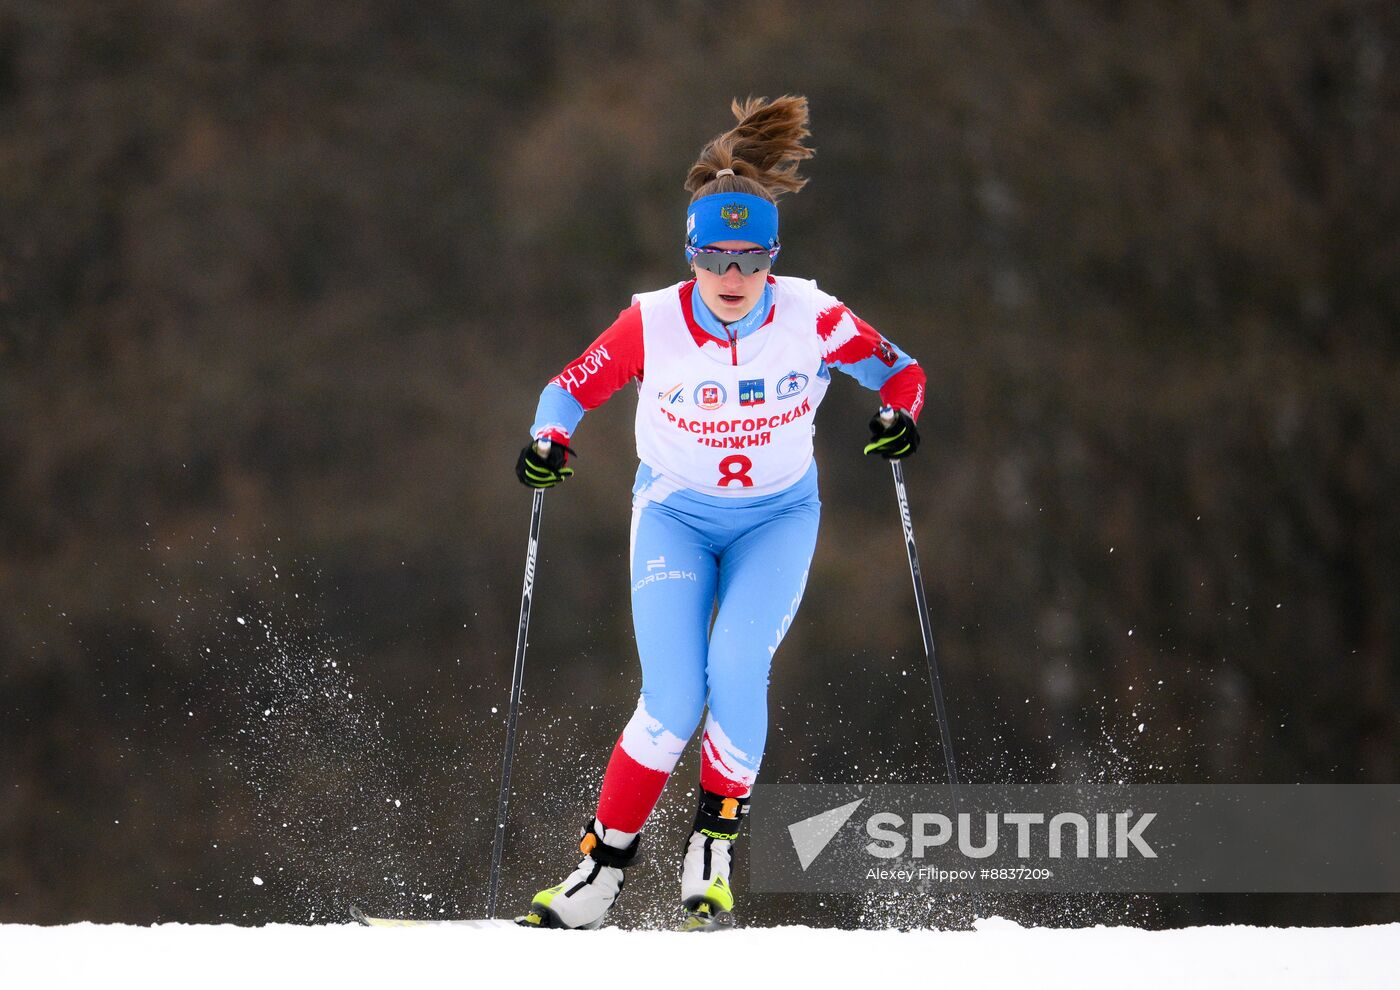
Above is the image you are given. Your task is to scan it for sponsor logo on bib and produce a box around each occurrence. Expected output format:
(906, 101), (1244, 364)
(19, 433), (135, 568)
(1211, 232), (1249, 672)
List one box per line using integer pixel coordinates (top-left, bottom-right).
(694, 380), (727, 410)
(776, 370), (809, 399)
(738, 379), (766, 407)
(658, 383), (685, 405)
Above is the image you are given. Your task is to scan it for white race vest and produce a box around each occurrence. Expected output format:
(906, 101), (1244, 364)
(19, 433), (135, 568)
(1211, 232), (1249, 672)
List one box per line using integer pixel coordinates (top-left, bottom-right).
(634, 276), (831, 497)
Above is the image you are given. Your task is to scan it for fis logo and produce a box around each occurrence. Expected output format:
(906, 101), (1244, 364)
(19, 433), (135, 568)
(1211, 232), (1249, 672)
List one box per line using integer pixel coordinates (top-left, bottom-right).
(738, 379), (766, 407)
(694, 380), (727, 410)
(658, 383), (685, 405)
(776, 371), (808, 399)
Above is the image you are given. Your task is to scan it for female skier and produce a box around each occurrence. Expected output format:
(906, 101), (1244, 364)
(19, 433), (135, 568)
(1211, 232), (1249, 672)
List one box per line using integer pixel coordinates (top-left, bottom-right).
(513, 95), (925, 930)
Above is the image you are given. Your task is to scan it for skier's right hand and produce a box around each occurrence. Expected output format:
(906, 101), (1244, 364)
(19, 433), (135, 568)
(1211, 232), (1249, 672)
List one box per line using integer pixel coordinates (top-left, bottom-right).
(863, 407), (920, 460)
(516, 438), (576, 489)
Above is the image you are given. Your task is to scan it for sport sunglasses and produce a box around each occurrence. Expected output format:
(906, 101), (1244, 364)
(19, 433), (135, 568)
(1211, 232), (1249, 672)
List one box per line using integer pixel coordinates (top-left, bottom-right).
(687, 244), (780, 277)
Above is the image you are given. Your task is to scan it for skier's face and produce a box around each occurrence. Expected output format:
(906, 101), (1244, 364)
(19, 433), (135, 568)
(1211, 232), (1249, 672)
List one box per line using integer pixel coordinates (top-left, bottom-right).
(691, 240), (769, 323)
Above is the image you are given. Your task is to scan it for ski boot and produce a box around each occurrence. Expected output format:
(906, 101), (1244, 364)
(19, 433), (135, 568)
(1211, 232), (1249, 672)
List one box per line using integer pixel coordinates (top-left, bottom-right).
(517, 817), (641, 930)
(678, 790), (749, 932)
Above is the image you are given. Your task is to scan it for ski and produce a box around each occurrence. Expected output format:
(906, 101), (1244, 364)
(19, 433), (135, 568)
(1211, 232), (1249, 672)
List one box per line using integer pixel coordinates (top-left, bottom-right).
(351, 902), (729, 931)
(676, 904), (737, 932)
(348, 904), (519, 929)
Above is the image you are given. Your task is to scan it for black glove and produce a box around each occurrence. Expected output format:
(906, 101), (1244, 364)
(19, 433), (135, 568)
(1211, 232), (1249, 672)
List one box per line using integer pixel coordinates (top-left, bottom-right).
(516, 439), (576, 488)
(863, 408), (920, 460)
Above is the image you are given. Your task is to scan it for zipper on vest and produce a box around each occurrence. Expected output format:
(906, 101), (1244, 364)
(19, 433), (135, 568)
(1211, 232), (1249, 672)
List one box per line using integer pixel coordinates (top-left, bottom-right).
(725, 326), (739, 365)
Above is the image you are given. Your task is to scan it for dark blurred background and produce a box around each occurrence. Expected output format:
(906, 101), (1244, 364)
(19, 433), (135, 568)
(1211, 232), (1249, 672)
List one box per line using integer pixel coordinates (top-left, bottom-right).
(2, 1), (1397, 929)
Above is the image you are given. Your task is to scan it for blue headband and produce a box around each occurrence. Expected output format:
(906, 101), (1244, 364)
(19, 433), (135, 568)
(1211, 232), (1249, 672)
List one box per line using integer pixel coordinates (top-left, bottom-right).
(685, 192), (779, 259)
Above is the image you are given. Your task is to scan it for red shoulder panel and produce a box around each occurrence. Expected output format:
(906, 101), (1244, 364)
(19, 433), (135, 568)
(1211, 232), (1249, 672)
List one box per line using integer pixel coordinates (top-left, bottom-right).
(549, 303), (647, 411)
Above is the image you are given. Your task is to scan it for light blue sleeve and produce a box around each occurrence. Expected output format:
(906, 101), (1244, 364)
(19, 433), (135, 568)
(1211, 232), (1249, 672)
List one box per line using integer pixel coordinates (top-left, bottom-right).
(529, 383), (585, 439)
(826, 344), (915, 392)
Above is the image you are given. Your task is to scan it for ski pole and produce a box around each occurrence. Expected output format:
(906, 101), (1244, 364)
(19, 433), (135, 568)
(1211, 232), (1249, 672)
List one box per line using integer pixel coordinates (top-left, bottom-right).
(486, 445), (549, 919)
(879, 409), (962, 808)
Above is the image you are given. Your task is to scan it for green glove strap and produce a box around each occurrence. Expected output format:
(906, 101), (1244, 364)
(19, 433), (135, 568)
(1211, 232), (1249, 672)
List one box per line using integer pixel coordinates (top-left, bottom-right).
(522, 460), (574, 488)
(864, 427), (913, 458)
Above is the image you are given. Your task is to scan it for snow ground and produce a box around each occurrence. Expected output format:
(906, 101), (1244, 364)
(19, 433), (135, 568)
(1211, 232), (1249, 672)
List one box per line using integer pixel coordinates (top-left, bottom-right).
(3, 917), (1395, 989)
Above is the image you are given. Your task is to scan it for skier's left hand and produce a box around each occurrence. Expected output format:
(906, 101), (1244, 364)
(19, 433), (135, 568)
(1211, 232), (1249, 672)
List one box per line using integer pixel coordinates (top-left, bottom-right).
(863, 407), (920, 460)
